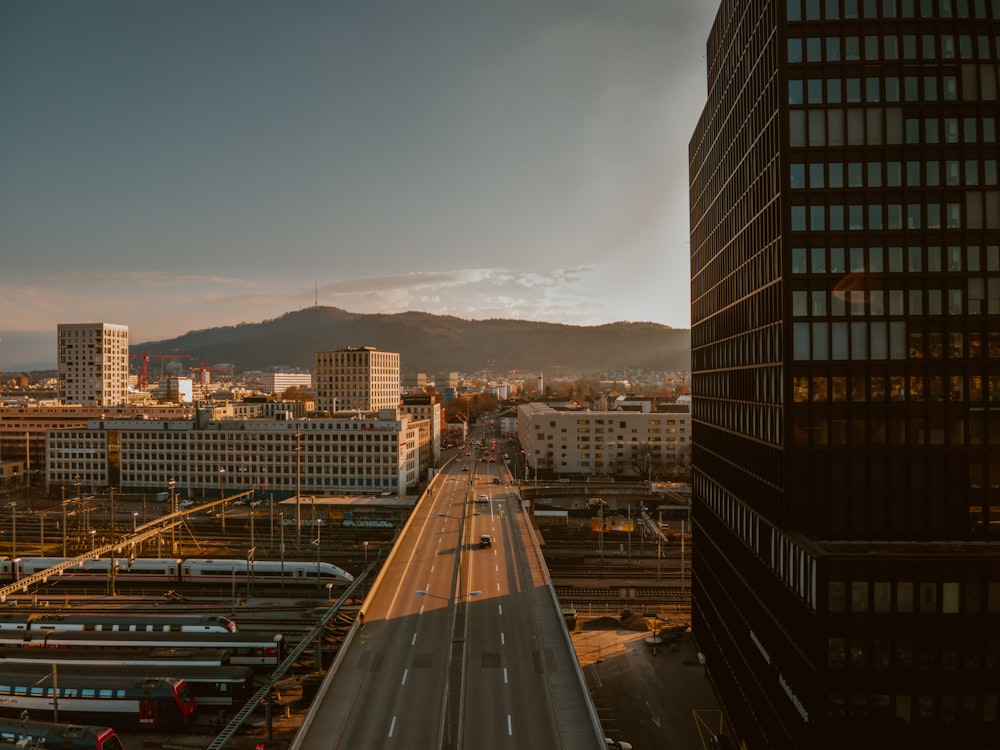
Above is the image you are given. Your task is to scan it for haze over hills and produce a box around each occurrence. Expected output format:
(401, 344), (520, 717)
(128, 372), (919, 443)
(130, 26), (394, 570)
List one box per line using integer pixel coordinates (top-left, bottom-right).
(1, 308), (691, 375)
(139, 307), (690, 376)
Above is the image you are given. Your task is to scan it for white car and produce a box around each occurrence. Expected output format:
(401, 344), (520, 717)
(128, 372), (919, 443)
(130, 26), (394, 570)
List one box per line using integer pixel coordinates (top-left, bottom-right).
(477, 494), (489, 503)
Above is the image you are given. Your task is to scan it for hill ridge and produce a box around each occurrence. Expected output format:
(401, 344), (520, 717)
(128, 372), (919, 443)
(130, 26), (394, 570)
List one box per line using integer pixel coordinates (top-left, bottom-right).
(135, 307), (690, 375)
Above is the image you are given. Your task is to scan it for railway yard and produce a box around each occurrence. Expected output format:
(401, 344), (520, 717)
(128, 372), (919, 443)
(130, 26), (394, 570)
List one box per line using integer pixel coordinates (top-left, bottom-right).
(0, 494), (691, 750)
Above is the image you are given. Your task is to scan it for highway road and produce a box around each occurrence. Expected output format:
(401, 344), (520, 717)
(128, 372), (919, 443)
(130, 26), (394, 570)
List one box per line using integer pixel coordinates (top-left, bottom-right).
(293, 439), (604, 750)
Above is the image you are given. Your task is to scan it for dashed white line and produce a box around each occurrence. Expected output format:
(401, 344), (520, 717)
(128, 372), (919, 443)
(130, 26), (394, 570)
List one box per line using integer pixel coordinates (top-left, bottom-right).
(411, 633), (417, 646)
(503, 667), (509, 684)
(507, 715), (513, 735)
(401, 669), (408, 685)
(500, 632), (505, 646)
(498, 604), (503, 615)
(388, 716), (397, 737)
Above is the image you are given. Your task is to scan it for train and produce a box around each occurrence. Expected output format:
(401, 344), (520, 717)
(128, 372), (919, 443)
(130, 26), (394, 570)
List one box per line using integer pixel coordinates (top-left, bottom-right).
(0, 718), (125, 750)
(0, 613), (237, 633)
(0, 629), (287, 668)
(0, 664), (196, 731)
(97, 664), (255, 707)
(4, 557), (353, 586)
(0, 644), (232, 668)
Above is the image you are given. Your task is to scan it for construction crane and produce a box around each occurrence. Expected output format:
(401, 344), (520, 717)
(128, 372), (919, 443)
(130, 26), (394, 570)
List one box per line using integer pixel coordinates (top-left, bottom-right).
(190, 363), (230, 386)
(129, 350), (191, 390)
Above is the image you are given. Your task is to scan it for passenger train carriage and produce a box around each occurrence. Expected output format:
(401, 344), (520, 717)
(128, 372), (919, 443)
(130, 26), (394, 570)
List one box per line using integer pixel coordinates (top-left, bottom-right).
(0, 718), (125, 750)
(0, 644), (231, 668)
(8, 557), (353, 587)
(0, 630), (286, 668)
(0, 664), (196, 731)
(0, 613), (236, 633)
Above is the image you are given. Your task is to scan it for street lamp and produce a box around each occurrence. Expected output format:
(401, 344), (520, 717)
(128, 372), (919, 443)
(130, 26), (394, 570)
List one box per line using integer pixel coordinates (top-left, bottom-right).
(278, 511), (286, 583)
(218, 469), (226, 533)
(168, 478), (177, 554)
(6, 503), (16, 558)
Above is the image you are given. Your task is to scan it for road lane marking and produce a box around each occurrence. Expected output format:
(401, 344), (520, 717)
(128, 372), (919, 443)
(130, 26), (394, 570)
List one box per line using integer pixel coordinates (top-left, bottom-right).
(500, 632), (505, 646)
(498, 604), (503, 615)
(401, 669), (408, 685)
(507, 715), (512, 735)
(503, 667), (508, 684)
(389, 716), (397, 737)
(411, 633), (418, 646)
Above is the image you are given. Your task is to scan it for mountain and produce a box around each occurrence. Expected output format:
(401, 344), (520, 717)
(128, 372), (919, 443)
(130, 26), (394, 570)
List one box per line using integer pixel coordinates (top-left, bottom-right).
(134, 307), (690, 376)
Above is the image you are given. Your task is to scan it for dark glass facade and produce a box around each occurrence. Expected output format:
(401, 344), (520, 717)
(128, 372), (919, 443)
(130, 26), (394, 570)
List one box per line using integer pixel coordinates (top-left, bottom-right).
(689, 0), (1000, 747)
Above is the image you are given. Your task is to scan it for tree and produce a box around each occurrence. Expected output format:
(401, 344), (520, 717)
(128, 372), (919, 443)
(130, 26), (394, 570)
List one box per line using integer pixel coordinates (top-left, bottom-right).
(626, 442), (664, 481)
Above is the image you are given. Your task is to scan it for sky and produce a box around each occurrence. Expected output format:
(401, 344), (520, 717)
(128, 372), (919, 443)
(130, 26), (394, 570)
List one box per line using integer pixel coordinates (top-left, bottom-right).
(0, 0), (719, 370)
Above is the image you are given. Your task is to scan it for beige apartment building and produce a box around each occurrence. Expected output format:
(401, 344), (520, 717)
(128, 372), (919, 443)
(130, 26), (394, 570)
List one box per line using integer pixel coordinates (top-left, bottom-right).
(515, 401), (690, 480)
(57, 323), (130, 406)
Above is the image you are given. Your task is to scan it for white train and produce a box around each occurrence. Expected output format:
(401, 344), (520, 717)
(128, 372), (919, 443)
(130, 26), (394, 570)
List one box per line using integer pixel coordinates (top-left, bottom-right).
(0, 612), (236, 633)
(3, 556), (354, 587)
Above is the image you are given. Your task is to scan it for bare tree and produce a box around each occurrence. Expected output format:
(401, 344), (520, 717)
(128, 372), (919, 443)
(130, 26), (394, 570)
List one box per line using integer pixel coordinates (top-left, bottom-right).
(626, 442), (664, 481)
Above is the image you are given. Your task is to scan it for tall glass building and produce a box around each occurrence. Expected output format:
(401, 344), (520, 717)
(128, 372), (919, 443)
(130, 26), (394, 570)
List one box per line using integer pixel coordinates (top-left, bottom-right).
(688, 0), (1000, 747)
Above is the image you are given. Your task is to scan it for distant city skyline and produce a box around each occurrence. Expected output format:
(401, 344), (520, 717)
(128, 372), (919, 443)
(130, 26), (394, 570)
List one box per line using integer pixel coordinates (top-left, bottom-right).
(0, 1), (718, 370)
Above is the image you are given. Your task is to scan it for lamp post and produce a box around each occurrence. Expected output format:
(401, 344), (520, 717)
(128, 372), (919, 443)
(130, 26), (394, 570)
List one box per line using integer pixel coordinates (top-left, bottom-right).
(312, 536), (321, 592)
(295, 426), (302, 545)
(218, 468), (226, 533)
(278, 511), (286, 584)
(168, 478), (177, 554)
(7, 503), (16, 558)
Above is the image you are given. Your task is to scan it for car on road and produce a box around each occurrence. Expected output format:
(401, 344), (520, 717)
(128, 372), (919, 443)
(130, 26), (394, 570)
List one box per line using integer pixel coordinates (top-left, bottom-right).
(461, 466), (469, 472)
(477, 494), (489, 503)
(479, 534), (492, 548)
(493, 477), (500, 484)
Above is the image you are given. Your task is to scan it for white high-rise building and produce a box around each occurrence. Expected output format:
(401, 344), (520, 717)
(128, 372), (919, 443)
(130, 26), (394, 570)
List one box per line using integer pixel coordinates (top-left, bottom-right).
(57, 323), (130, 406)
(315, 346), (400, 413)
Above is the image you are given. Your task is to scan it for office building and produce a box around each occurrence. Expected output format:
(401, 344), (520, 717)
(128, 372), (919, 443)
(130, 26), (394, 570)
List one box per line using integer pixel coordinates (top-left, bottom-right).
(45, 411), (429, 497)
(262, 372), (313, 395)
(57, 323), (130, 406)
(689, 1), (999, 747)
(315, 347), (400, 413)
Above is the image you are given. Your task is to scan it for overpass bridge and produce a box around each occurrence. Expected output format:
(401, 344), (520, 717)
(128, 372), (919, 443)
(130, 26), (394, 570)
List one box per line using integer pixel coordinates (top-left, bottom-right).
(289, 455), (607, 749)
